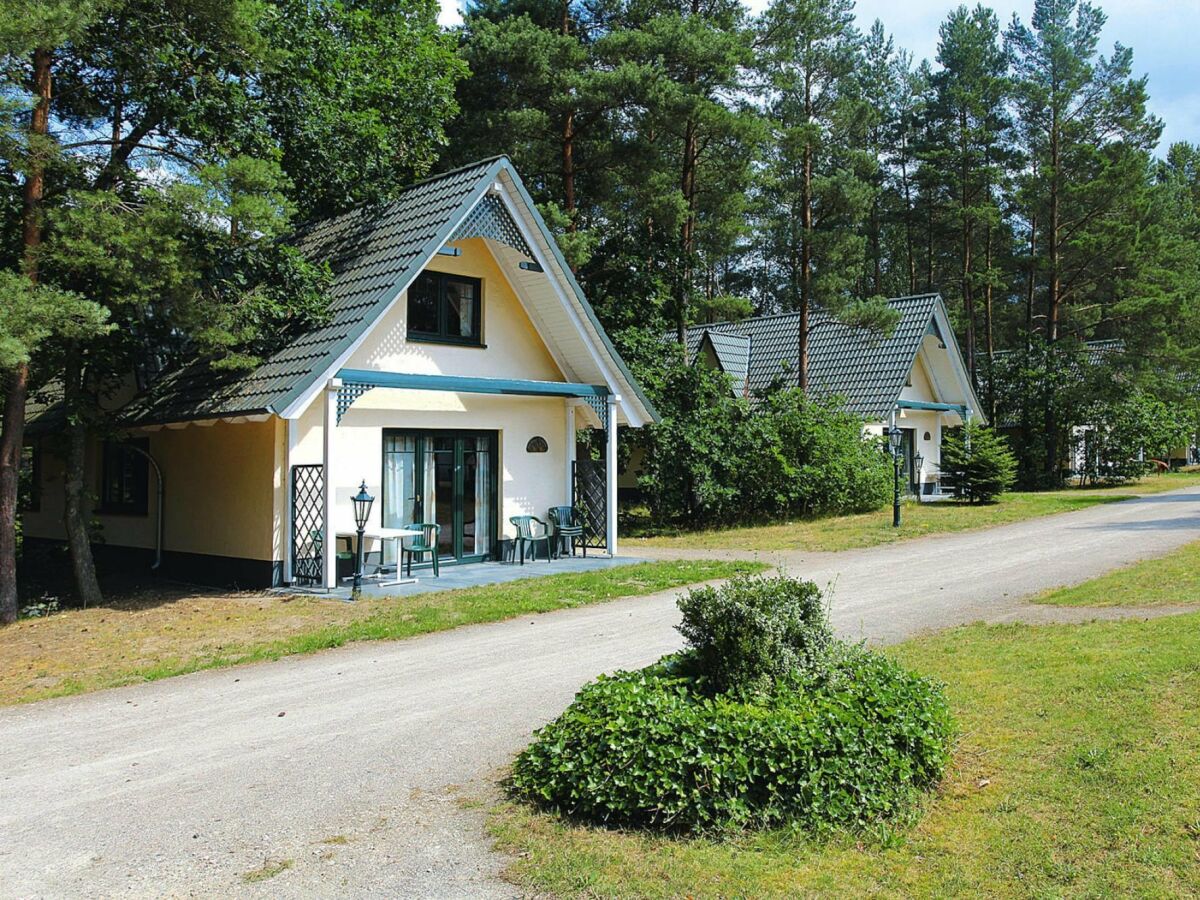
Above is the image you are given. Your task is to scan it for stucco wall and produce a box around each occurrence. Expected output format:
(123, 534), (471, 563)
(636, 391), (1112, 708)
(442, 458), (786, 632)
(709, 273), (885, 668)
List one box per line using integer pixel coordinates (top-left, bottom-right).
(290, 390), (570, 541)
(346, 237), (564, 382)
(23, 418), (278, 562)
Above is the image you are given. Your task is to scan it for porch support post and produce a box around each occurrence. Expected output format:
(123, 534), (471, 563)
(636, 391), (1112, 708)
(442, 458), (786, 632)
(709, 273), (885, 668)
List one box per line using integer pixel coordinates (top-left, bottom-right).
(322, 378), (340, 590)
(565, 402), (577, 504)
(605, 395), (618, 557)
(283, 417), (296, 584)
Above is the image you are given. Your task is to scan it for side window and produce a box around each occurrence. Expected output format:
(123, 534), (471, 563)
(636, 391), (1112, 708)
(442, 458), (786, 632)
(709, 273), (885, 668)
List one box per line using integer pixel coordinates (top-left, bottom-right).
(100, 439), (149, 515)
(407, 271), (483, 345)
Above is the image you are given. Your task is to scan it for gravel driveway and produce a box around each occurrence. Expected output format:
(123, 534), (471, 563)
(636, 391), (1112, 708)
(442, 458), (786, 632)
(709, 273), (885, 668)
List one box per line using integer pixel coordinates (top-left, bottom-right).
(3, 487), (1199, 898)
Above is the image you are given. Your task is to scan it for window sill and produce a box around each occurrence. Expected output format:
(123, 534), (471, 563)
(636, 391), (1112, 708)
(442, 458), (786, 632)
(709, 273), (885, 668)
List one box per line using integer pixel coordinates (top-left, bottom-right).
(407, 334), (487, 349)
(96, 508), (149, 517)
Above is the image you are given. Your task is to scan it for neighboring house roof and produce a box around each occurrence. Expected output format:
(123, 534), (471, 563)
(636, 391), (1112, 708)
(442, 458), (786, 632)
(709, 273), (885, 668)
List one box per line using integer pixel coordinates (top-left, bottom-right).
(683, 294), (979, 421)
(113, 156), (657, 429)
(698, 330), (751, 395)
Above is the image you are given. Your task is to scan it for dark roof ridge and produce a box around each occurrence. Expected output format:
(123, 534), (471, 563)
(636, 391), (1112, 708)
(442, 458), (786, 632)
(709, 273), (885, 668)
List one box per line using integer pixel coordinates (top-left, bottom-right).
(685, 293), (940, 334)
(289, 155), (510, 239)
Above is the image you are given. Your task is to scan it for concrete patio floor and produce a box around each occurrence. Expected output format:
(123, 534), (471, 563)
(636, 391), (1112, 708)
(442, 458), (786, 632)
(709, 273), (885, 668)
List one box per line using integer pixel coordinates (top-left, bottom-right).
(285, 551), (643, 601)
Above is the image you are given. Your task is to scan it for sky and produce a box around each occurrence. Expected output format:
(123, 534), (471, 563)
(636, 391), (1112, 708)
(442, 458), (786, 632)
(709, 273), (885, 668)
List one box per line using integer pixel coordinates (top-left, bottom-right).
(437, 0), (1200, 151)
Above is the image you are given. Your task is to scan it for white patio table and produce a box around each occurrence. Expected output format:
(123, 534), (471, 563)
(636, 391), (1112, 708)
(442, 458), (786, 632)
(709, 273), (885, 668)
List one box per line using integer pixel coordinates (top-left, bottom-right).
(337, 527), (424, 587)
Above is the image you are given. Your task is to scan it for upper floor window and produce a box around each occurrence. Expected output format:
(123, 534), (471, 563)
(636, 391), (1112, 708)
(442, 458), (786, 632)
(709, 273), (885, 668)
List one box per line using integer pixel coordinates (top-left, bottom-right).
(407, 271), (482, 346)
(99, 439), (149, 515)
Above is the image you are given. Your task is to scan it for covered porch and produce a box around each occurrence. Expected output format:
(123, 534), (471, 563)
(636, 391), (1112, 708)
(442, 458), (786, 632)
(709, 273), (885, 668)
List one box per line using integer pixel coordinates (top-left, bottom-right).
(284, 370), (623, 591)
(285, 551), (643, 600)
(891, 398), (973, 497)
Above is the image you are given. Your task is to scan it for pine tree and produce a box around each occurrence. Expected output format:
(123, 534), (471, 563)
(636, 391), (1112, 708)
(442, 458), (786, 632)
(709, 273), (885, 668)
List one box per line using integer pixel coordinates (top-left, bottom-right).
(1006, 0), (1162, 480)
(756, 0), (868, 388)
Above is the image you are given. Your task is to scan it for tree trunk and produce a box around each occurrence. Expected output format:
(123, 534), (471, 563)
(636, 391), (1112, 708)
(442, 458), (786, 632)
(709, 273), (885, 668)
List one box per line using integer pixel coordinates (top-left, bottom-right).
(63, 425), (103, 609)
(0, 368), (28, 625)
(562, 108), (576, 232)
(959, 112), (976, 386)
(0, 46), (52, 625)
(1043, 114), (1061, 480)
(560, 0), (576, 235)
(984, 219), (995, 422)
(799, 61), (813, 391)
(677, 118), (698, 357)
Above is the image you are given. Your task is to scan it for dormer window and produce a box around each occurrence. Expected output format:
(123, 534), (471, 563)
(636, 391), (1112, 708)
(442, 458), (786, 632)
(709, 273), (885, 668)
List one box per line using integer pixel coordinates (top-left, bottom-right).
(407, 270), (483, 346)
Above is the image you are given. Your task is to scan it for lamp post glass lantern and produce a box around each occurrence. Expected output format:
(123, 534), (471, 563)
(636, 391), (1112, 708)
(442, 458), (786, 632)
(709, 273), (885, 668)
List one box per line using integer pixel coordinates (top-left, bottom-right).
(887, 426), (902, 527)
(352, 480), (374, 595)
(912, 450), (925, 499)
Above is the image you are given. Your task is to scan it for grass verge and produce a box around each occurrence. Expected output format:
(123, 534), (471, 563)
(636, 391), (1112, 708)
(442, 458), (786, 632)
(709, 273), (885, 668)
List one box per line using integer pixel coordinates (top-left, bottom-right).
(1, 559), (763, 706)
(492, 612), (1200, 898)
(1033, 539), (1200, 608)
(627, 472), (1200, 552)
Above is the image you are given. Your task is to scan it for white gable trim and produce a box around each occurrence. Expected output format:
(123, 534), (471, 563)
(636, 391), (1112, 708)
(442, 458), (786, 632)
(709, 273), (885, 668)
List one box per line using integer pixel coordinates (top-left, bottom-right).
(930, 299), (985, 422)
(494, 184), (645, 428)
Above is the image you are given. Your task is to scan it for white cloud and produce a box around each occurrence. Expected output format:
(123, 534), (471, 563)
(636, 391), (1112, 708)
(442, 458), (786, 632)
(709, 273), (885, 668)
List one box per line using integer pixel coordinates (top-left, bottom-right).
(439, 0), (463, 27)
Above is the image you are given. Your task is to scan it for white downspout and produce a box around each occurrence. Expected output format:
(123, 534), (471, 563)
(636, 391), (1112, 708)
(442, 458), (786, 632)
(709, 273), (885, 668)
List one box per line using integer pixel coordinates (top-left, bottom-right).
(605, 395), (619, 557)
(124, 443), (164, 570)
(323, 379), (340, 590)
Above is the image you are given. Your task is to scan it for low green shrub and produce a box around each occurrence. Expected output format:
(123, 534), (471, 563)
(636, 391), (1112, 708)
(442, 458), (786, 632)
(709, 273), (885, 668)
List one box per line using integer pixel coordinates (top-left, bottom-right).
(676, 573), (831, 695)
(510, 645), (954, 832)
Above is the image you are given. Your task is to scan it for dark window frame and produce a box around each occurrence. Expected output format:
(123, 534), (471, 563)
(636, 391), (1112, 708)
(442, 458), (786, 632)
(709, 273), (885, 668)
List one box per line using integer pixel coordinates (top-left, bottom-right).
(381, 429), (498, 563)
(406, 270), (484, 347)
(99, 439), (150, 516)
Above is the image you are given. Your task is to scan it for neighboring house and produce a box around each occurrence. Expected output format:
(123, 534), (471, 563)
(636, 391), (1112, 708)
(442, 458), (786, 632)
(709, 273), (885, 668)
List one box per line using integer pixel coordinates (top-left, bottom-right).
(996, 339), (1196, 472)
(622, 294), (982, 496)
(22, 157), (657, 589)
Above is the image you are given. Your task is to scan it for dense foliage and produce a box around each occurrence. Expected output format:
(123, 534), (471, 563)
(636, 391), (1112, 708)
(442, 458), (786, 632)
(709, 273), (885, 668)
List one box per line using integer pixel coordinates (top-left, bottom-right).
(0, 0), (464, 616)
(1075, 390), (1193, 483)
(444, 0), (1200, 488)
(677, 573), (830, 695)
(939, 422), (1017, 504)
(511, 576), (954, 832)
(637, 359), (891, 525)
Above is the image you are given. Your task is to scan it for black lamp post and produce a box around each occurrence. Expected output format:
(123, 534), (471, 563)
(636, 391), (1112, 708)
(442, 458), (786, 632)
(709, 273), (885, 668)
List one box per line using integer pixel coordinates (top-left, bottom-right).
(912, 450), (925, 501)
(351, 480), (374, 596)
(887, 425), (903, 527)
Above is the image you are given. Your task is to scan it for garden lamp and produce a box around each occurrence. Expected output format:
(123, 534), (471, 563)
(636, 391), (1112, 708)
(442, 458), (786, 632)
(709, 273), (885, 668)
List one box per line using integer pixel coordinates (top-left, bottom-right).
(887, 426), (903, 528)
(912, 450), (925, 499)
(351, 480), (374, 597)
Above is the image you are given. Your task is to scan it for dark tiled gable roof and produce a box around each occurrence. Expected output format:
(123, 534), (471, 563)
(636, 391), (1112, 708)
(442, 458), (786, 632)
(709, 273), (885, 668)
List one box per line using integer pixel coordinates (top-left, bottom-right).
(120, 157), (505, 426)
(683, 294), (942, 420)
(699, 330), (751, 395)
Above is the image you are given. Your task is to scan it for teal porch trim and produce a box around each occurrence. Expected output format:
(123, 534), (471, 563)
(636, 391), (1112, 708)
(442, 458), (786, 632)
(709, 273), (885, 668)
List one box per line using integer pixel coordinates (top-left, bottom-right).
(897, 399), (971, 415)
(335, 368), (609, 423)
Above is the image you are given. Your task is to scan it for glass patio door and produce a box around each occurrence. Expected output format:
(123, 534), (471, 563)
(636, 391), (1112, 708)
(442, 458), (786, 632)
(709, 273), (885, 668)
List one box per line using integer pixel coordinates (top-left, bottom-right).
(383, 430), (496, 564)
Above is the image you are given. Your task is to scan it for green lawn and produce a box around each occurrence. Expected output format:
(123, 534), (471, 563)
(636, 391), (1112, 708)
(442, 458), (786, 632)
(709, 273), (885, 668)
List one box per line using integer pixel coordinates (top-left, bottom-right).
(1033, 540), (1200, 608)
(492, 612), (1200, 898)
(1, 559), (763, 705)
(627, 471), (1200, 552)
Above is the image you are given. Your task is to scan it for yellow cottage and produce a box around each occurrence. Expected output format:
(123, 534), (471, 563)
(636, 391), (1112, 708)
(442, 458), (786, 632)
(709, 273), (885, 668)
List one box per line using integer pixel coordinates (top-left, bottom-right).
(22, 158), (658, 589)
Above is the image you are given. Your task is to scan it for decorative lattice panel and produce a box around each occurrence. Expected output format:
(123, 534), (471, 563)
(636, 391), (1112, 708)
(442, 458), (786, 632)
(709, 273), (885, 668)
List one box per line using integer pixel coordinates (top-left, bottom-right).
(291, 464), (324, 586)
(337, 381), (373, 423)
(573, 458), (607, 550)
(582, 394), (609, 431)
(448, 194), (534, 258)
